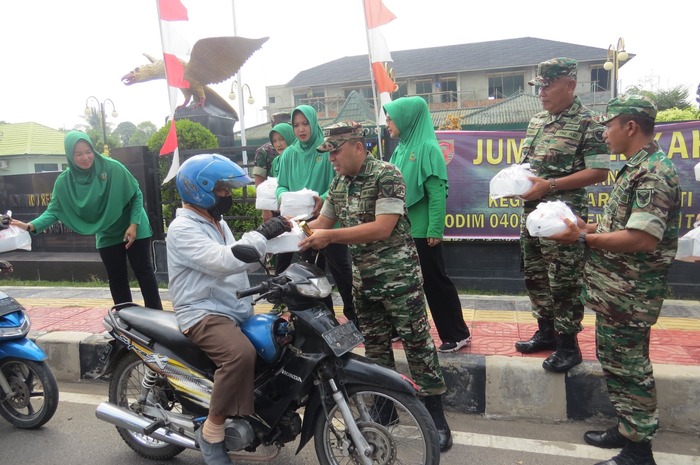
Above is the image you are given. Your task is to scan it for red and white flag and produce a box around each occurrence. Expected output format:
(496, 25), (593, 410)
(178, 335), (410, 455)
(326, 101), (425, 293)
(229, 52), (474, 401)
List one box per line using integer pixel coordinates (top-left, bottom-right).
(363, 0), (397, 126)
(156, 0), (190, 183)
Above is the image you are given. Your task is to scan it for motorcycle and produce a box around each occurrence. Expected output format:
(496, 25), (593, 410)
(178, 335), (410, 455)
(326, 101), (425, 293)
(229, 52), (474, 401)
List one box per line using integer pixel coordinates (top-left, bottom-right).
(0, 259), (59, 428)
(95, 243), (440, 465)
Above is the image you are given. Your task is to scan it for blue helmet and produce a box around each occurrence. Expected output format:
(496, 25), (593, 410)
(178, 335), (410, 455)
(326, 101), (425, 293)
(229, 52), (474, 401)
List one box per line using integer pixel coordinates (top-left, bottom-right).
(176, 154), (252, 208)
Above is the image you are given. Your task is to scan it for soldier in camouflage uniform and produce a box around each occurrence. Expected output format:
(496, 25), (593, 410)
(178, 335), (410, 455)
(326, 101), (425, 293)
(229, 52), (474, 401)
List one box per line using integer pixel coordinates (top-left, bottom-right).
(514, 57), (610, 373)
(550, 95), (680, 465)
(252, 112), (291, 189)
(299, 121), (453, 452)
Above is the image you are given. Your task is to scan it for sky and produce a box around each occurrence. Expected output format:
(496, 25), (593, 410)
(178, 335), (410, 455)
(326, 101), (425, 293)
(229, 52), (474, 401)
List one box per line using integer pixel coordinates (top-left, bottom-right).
(2, 0), (698, 133)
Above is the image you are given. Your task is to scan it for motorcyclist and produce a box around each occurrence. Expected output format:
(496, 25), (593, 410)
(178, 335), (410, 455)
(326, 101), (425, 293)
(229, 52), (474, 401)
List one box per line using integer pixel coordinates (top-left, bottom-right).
(166, 154), (291, 465)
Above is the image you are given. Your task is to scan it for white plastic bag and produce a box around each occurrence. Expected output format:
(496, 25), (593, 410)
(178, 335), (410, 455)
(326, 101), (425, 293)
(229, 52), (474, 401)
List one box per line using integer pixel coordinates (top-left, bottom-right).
(265, 220), (305, 254)
(526, 200), (577, 237)
(489, 163), (534, 199)
(280, 188), (318, 219)
(0, 225), (32, 253)
(695, 161), (700, 181)
(255, 177), (279, 211)
(675, 222), (700, 262)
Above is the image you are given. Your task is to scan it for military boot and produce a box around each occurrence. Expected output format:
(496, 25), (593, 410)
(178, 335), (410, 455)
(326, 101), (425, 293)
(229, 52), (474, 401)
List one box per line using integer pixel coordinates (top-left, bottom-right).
(514, 319), (556, 354)
(423, 395), (453, 452)
(594, 440), (657, 465)
(542, 332), (582, 373)
(584, 425), (627, 449)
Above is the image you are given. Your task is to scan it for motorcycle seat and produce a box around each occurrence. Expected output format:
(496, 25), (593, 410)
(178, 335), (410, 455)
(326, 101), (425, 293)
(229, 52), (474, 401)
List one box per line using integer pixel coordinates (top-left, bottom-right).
(117, 306), (215, 371)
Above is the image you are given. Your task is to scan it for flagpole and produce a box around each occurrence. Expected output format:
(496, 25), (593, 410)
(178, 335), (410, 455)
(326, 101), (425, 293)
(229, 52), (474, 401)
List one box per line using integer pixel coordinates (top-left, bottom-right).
(362, 0), (385, 160)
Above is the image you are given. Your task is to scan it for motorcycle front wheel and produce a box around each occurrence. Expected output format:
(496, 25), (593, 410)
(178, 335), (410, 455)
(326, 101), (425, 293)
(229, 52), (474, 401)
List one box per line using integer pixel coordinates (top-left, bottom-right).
(0, 358), (58, 429)
(108, 352), (185, 460)
(313, 384), (440, 465)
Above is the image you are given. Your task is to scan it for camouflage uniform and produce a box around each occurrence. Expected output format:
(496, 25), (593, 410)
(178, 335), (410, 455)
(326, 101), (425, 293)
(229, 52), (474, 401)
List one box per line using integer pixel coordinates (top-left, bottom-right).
(584, 96), (681, 443)
(521, 58), (609, 335)
(320, 148), (446, 395)
(252, 142), (279, 179)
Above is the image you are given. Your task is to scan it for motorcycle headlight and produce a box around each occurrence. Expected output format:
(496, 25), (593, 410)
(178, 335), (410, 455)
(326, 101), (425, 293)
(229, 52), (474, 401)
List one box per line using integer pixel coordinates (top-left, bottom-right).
(295, 276), (332, 298)
(0, 310), (30, 339)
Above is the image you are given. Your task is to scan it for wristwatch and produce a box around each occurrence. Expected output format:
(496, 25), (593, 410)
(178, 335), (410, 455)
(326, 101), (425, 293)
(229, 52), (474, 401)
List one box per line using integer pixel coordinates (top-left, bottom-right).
(577, 232), (588, 247)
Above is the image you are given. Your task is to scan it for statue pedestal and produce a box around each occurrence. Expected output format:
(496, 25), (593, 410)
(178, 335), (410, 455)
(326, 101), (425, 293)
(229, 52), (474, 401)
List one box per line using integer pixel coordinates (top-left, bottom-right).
(174, 104), (238, 148)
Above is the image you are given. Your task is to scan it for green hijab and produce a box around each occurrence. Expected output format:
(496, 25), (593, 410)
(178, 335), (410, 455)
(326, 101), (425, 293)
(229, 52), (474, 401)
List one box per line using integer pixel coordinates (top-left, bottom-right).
(275, 105), (335, 197)
(384, 96), (448, 207)
(49, 131), (141, 235)
(269, 122), (296, 146)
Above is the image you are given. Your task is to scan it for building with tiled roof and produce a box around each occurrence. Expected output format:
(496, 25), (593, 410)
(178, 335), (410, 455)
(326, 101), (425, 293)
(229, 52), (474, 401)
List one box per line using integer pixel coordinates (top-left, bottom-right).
(261, 36), (630, 128)
(0, 122), (67, 174)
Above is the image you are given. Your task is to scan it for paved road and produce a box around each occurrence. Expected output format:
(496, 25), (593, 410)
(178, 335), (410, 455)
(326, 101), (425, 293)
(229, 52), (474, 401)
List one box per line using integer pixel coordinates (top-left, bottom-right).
(1, 381), (698, 465)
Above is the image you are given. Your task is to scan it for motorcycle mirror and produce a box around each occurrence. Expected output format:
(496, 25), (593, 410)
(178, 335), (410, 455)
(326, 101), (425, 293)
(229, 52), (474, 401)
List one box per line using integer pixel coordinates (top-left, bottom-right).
(231, 244), (262, 263)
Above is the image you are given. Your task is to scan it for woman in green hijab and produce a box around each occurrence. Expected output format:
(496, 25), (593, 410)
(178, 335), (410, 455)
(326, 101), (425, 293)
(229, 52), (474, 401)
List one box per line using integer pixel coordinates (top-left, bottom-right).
(11, 131), (162, 310)
(383, 96), (470, 354)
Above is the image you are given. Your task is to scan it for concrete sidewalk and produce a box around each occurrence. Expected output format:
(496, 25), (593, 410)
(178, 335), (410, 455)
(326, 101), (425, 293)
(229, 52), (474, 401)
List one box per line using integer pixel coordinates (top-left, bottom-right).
(10, 285), (700, 434)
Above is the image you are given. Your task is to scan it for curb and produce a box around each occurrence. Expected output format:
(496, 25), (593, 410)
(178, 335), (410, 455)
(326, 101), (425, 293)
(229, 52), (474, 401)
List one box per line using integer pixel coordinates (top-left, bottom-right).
(35, 331), (700, 435)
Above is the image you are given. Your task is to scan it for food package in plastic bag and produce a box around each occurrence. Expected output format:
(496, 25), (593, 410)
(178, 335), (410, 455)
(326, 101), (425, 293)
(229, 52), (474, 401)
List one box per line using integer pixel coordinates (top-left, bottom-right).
(265, 220), (305, 254)
(255, 177), (279, 211)
(280, 188), (317, 219)
(489, 163), (534, 199)
(675, 222), (700, 262)
(0, 225), (32, 253)
(525, 200), (577, 237)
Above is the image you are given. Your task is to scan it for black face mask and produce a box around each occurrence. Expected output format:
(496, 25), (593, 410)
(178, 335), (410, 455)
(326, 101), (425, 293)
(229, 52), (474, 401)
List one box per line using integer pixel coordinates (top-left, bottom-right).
(207, 195), (233, 219)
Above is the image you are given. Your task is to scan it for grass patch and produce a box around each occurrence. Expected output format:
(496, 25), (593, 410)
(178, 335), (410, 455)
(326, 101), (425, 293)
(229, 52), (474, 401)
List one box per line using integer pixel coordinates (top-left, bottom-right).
(0, 277), (168, 288)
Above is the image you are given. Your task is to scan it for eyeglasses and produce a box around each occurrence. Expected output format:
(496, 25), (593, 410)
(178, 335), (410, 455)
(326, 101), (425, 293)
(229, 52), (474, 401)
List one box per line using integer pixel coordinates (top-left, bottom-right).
(329, 140), (350, 154)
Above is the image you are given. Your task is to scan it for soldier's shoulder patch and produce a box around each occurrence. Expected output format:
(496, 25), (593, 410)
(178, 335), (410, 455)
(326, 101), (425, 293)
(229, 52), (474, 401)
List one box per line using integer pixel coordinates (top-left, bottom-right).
(592, 126), (605, 143)
(635, 188), (653, 208)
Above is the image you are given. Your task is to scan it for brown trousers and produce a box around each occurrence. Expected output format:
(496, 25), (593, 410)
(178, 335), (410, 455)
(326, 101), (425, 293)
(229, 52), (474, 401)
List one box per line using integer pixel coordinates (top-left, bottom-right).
(186, 315), (256, 417)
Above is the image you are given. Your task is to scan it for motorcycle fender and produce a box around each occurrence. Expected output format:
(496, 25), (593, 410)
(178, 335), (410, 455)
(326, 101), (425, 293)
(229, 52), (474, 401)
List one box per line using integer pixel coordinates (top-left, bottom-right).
(295, 353), (419, 454)
(91, 339), (128, 379)
(0, 338), (47, 362)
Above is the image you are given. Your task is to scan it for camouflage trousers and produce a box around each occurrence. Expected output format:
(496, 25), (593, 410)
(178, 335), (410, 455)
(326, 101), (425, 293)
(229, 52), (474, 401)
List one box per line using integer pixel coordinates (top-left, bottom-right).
(520, 219), (585, 334)
(596, 313), (658, 442)
(354, 282), (446, 396)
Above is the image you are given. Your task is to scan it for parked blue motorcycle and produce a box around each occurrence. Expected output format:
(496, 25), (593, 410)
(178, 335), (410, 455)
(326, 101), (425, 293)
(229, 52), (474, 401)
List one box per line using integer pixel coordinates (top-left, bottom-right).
(0, 245), (59, 428)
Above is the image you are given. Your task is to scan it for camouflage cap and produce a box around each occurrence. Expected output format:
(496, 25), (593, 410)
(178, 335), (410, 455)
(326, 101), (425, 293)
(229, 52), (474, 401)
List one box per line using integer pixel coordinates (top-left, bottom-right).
(528, 57), (578, 86)
(316, 121), (367, 153)
(597, 94), (658, 123)
(271, 112), (291, 126)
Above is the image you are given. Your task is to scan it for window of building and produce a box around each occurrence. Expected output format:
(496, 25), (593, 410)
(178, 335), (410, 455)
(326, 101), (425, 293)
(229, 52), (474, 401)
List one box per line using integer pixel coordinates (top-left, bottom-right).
(415, 80), (432, 103)
(438, 77), (458, 103)
(35, 163), (59, 173)
(488, 74), (524, 99)
(294, 88), (325, 112)
(394, 81), (408, 98)
(590, 67), (610, 93)
(268, 96), (276, 104)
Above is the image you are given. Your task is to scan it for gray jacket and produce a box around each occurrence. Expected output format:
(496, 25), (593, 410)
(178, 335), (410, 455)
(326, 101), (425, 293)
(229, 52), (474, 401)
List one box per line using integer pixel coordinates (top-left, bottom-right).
(166, 208), (267, 332)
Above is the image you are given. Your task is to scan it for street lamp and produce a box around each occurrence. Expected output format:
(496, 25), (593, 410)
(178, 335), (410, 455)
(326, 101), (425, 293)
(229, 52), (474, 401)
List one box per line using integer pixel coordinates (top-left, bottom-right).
(84, 97), (118, 155)
(603, 37), (629, 99)
(228, 80), (255, 164)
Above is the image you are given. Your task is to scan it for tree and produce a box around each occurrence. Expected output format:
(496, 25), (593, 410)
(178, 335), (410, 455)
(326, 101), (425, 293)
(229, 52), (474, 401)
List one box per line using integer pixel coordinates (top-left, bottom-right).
(656, 107), (700, 122)
(114, 121), (137, 146)
(625, 85), (691, 111)
(696, 83), (700, 107)
(148, 119), (218, 153)
(129, 121), (158, 146)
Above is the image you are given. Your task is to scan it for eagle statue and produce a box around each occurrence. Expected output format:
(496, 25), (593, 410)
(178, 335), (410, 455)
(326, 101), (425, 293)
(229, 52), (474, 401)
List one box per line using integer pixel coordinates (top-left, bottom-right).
(121, 36), (268, 117)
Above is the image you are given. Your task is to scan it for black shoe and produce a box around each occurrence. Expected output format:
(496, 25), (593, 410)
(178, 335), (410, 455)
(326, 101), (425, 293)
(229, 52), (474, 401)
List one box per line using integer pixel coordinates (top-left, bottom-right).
(423, 395), (453, 452)
(196, 428), (233, 465)
(594, 440), (657, 465)
(515, 319), (556, 354)
(584, 426), (627, 449)
(542, 333), (582, 373)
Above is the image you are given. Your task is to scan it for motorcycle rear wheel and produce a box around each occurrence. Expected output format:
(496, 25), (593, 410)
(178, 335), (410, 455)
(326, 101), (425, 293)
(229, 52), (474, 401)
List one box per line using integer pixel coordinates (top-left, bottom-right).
(313, 384), (440, 465)
(0, 358), (58, 429)
(108, 352), (185, 460)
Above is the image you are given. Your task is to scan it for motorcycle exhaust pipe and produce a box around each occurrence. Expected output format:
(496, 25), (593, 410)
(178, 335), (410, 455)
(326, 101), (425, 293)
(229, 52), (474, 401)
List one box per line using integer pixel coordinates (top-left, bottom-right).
(95, 402), (196, 449)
